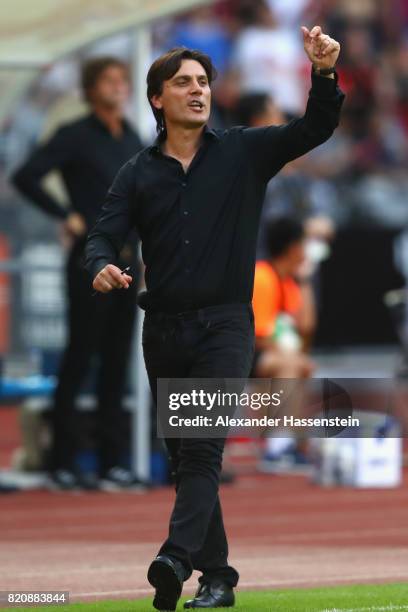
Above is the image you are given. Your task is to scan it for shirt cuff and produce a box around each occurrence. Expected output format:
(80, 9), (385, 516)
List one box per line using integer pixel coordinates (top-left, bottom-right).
(310, 67), (339, 98)
(90, 257), (111, 280)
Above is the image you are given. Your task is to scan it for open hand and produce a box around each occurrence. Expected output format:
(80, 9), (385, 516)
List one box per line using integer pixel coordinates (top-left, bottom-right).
(93, 264), (132, 293)
(301, 26), (340, 70)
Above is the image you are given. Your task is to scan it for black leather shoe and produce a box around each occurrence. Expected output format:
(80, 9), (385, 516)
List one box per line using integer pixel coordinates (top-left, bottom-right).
(148, 555), (184, 611)
(184, 581), (235, 608)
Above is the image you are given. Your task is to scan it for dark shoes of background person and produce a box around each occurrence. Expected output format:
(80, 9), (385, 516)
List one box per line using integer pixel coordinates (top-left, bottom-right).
(49, 469), (100, 491)
(99, 466), (150, 491)
(184, 581), (235, 608)
(148, 555), (186, 611)
(49, 467), (149, 492)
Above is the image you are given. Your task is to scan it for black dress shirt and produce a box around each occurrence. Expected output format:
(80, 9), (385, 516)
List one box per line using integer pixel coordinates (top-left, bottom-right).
(85, 73), (345, 313)
(12, 113), (143, 230)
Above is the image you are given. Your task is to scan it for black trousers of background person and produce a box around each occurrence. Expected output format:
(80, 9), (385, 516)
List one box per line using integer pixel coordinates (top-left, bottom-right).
(142, 303), (255, 587)
(52, 239), (138, 474)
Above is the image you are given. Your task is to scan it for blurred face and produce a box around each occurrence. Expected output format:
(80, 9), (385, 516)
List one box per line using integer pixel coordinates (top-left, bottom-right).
(344, 27), (372, 64)
(151, 59), (211, 131)
(89, 65), (130, 110)
(252, 99), (284, 127)
(285, 240), (306, 275)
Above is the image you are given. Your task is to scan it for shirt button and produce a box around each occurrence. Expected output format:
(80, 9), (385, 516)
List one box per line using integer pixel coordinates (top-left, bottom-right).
(184, 239), (190, 245)
(183, 211), (189, 216)
(181, 181), (187, 187)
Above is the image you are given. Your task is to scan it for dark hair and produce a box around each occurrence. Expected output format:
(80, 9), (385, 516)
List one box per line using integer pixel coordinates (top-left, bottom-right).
(146, 47), (217, 135)
(235, 92), (271, 126)
(81, 56), (129, 102)
(236, 0), (271, 26)
(266, 217), (305, 258)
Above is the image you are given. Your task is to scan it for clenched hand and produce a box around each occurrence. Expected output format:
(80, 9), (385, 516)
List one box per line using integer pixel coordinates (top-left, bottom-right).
(93, 264), (133, 293)
(301, 26), (341, 70)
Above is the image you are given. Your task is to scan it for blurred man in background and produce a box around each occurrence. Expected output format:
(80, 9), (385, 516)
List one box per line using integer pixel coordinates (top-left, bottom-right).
(12, 57), (143, 491)
(232, 0), (308, 116)
(252, 217), (315, 379)
(252, 217), (316, 472)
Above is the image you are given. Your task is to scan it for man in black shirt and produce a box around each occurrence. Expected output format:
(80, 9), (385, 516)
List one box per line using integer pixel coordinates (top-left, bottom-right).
(86, 26), (344, 610)
(12, 57), (143, 490)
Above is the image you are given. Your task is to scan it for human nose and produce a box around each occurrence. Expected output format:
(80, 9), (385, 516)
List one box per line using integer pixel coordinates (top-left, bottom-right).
(190, 79), (203, 94)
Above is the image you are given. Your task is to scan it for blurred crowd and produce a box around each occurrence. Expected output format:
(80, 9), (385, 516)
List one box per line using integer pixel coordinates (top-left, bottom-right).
(153, 0), (408, 229)
(2, 0), (408, 231)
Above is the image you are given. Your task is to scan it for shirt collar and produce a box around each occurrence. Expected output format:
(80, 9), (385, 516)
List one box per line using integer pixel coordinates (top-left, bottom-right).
(149, 125), (219, 155)
(89, 112), (131, 134)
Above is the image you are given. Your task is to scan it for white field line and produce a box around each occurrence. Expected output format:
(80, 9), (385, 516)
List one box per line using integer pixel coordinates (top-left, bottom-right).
(321, 607), (408, 612)
(238, 574), (408, 588)
(4, 549), (408, 579)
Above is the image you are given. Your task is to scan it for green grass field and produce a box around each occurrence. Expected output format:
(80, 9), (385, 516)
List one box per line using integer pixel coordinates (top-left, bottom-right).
(13, 583), (408, 612)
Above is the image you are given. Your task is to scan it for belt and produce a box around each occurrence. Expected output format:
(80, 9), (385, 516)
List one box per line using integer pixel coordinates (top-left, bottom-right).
(145, 302), (251, 322)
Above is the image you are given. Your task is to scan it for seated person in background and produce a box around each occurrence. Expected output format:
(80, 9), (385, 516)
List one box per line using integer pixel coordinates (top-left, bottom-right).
(252, 217), (317, 470)
(252, 216), (316, 378)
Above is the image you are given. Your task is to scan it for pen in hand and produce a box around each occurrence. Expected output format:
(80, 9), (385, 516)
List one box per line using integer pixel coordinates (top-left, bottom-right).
(92, 266), (131, 296)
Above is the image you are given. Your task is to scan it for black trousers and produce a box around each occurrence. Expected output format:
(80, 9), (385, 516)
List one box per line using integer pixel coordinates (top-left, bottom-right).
(52, 241), (137, 473)
(142, 303), (255, 586)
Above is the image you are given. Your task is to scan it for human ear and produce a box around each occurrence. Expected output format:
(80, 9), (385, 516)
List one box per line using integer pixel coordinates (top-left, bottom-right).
(150, 94), (163, 110)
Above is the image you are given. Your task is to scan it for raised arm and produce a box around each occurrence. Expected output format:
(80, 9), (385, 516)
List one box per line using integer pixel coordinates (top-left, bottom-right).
(242, 26), (345, 182)
(85, 161), (135, 293)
